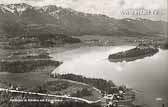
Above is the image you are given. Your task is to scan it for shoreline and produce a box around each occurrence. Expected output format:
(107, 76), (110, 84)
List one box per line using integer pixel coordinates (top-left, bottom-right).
(1, 36), (167, 107)
(50, 45), (168, 107)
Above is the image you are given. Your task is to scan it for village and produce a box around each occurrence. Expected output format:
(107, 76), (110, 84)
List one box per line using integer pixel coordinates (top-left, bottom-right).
(0, 76), (135, 107)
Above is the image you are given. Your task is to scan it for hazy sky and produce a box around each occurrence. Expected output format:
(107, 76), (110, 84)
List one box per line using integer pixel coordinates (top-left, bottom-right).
(0, 0), (167, 21)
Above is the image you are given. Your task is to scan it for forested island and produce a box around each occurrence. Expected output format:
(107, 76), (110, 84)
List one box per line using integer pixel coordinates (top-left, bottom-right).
(108, 43), (159, 62)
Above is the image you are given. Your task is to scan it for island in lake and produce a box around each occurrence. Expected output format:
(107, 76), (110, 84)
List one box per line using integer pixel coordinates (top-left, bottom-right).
(108, 43), (159, 62)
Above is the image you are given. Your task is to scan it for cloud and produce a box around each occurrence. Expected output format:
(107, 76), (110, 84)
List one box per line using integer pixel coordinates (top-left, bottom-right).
(0, 0), (167, 21)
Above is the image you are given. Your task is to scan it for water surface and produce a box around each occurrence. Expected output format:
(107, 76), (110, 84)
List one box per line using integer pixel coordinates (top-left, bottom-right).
(52, 46), (168, 107)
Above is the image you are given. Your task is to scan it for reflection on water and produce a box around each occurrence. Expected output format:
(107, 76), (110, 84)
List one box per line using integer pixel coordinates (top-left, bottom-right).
(52, 46), (168, 107)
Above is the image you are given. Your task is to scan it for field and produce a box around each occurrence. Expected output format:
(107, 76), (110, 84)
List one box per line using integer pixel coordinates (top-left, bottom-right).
(0, 71), (101, 101)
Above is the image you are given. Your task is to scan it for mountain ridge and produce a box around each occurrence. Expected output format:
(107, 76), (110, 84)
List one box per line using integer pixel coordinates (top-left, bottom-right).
(0, 3), (167, 36)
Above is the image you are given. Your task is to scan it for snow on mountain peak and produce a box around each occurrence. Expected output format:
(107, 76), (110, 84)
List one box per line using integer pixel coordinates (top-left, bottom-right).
(0, 3), (32, 15)
(0, 4), (15, 13)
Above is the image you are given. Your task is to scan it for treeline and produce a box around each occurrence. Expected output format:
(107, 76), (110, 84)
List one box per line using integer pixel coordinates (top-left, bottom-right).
(6, 34), (81, 49)
(53, 74), (116, 94)
(0, 60), (61, 73)
(162, 39), (168, 49)
(109, 47), (158, 59)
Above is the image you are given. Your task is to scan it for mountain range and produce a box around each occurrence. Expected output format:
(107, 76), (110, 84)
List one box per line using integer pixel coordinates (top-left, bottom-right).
(0, 3), (167, 37)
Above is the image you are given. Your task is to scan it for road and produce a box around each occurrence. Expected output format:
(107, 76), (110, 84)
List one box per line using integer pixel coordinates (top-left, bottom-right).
(0, 87), (133, 106)
(0, 88), (101, 104)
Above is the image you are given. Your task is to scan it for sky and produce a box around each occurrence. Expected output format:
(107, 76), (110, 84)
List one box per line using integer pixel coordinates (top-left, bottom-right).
(0, 0), (167, 21)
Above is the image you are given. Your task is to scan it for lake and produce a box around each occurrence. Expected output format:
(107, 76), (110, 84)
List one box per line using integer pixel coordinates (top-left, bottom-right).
(52, 46), (168, 107)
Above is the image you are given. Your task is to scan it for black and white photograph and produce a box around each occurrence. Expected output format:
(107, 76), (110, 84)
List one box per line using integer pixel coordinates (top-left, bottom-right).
(0, 0), (167, 107)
